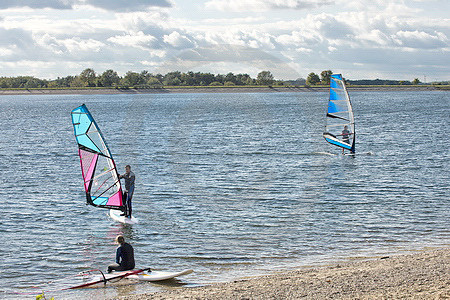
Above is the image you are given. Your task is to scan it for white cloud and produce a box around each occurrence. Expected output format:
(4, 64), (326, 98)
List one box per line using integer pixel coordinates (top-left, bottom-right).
(108, 31), (159, 50)
(60, 37), (105, 52)
(0, 0), (172, 11)
(80, 0), (172, 11)
(0, 0), (72, 10)
(0, 0), (448, 80)
(36, 34), (105, 54)
(276, 30), (323, 47)
(155, 44), (300, 79)
(295, 47), (313, 53)
(163, 31), (195, 48)
(357, 29), (391, 46)
(393, 30), (448, 49)
(205, 0), (332, 12)
(140, 59), (161, 66)
(0, 46), (16, 57)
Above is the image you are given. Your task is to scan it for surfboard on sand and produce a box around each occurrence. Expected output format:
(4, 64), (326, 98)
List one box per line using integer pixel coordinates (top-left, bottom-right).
(109, 209), (138, 225)
(124, 269), (193, 281)
(65, 268), (192, 289)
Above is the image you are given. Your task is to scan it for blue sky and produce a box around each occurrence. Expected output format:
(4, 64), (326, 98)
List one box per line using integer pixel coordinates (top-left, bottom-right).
(0, 0), (448, 81)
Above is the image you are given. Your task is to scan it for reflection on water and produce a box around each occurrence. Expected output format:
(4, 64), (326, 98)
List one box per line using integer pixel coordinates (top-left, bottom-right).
(0, 91), (448, 299)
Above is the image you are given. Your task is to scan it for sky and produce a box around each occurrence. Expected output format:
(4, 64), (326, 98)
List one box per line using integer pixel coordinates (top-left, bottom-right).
(0, 0), (449, 81)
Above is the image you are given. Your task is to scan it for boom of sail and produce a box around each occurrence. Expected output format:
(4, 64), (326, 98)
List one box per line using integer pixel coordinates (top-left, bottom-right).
(71, 104), (125, 210)
(323, 74), (355, 153)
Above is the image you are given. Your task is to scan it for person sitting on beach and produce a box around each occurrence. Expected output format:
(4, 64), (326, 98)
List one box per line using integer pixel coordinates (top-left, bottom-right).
(107, 235), (135, 273)
(119, 165), (135, 218)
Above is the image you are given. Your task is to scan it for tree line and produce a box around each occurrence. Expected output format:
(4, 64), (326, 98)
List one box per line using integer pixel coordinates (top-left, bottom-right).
(0, 69), (279, 89)
(0, 68), (442, 89)
(306, 70), (428, 86)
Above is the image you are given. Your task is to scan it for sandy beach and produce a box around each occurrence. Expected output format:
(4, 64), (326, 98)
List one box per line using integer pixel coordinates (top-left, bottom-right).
(0, 85), (443, 96)
(118, 248), (449, 300)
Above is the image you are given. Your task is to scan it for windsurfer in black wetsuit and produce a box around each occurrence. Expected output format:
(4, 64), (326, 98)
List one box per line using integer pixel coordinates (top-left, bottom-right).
(341, 125), (352, 154)
(119, 165), (135, 218)
(107, 235), (135, 273)
(342, 125), (351, 144)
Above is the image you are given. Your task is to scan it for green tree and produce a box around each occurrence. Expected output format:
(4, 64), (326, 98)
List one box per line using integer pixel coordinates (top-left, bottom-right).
(215, 74), (225, 84)
(163, 71), (182, 86)
(412, 78), (421, 85)
(320, 70), (333, 85)
(24, 77), (47, 88)
(180, 72), (195, 86)
(256, 71), (274, 85)
(99, 69), (120, 87)
(79, 68), (97, 87)
(244, 76), (255, 85)
(147, 77), (162, 86)
(197, 72), (215, 85)
(121, 71), (145, 87)
(306, 72), (320, 85)
(70, 76), (84, 87)
(225, 72), (237, 84)
(236, 73), (252, 85)
(50, 75), (75, 87)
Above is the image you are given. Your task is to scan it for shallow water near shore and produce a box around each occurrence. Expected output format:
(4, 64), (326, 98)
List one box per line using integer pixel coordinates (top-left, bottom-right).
(0, 91), (449, 299)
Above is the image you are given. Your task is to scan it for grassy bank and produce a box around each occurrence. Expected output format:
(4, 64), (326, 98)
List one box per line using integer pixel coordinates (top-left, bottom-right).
(0, 85), (447, 96)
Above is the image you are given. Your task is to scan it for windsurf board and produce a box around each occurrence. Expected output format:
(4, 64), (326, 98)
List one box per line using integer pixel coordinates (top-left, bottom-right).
(109, 209), (138, 224)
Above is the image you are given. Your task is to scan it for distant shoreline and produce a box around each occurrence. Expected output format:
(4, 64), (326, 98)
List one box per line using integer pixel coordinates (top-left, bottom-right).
(0, 85), (447, 96)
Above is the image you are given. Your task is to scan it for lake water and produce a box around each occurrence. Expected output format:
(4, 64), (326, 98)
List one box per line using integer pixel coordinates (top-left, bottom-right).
(0, 91), (449, 299)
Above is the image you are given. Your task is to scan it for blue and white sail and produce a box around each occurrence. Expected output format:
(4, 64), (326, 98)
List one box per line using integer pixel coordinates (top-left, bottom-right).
(323, 74), (355, 153)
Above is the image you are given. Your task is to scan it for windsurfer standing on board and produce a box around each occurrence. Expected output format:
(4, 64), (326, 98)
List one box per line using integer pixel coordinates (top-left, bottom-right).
(107, 235), (135, 273)
(119, 165), (135, 218)
(341, 125), (352, 154)
(342, 125), (351, 144)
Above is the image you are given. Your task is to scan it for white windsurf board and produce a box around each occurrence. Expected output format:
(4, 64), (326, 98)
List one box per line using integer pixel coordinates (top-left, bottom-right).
(126, 269), (193, 281)
(109, 209), (138, 224)
(111, 269), (193, 282)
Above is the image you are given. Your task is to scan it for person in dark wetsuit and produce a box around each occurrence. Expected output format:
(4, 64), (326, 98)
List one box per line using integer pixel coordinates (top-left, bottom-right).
(341, 125), (352, 154)
(107, 235), (135, 273)
(341, 125), (351, 144)
(119, 165), (135, 218)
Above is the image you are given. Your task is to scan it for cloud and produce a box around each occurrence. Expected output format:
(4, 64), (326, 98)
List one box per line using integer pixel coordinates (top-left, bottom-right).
(156, 45), (301, 79)
(108, 31), (159, 50)
(0, 28), (34, 48)
(357, 29), (391, 46)
(163, 31), (195, 49)
(0, 27), (41, 61)
(81, 0), (172, 12)
(205, 0), (332, 12)
(0, 0), (73, 10)
(0, 0), (172, 11)
(0, 0), (448, 80)
(393, 30), (448, 49)
(316, 14), (354, 39)
(37, 34), (105, 54)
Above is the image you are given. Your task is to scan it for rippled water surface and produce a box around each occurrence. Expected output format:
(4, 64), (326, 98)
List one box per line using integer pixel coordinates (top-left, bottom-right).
(0, 91), (449, 299)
